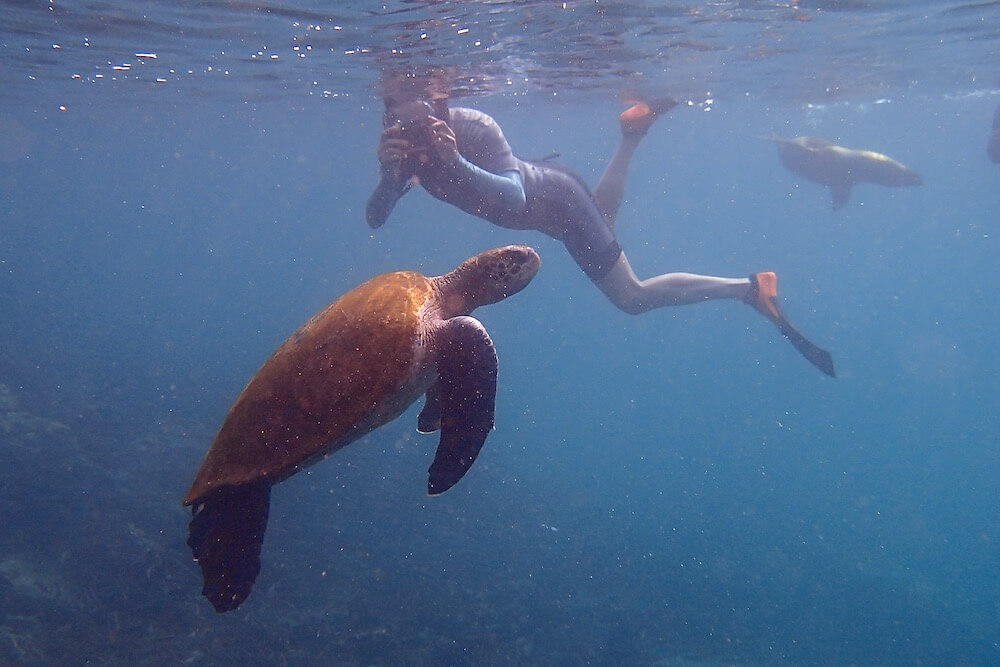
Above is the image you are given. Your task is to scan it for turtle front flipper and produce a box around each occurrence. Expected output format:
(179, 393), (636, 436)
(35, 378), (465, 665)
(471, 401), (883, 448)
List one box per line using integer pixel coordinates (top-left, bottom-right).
(187, 480), (272, 613)
(427, 316), (498, 496)
(417, 380), (442, 434)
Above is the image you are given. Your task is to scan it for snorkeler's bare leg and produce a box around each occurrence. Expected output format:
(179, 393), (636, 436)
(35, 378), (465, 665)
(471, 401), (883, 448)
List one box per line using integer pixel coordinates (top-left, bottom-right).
(592, 99), (678, 227)
(596, 255), (837, 375)
(594, 252), (751, 315)
(592, 133), (643, 227)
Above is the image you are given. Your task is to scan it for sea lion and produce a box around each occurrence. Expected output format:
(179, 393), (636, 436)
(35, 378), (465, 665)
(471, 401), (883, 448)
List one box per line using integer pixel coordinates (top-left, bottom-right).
(763, 136), (923, 210)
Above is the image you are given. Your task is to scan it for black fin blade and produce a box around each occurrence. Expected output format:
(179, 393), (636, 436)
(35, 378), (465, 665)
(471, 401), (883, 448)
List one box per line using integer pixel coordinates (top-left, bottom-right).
(772, 311), (836, 377)
(427, 317), (497, 496)
(187, 480), (272, 613)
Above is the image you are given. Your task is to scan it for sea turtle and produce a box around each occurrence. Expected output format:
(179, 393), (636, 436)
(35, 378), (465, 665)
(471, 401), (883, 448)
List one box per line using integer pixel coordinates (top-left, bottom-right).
(183, 245), (540, 613)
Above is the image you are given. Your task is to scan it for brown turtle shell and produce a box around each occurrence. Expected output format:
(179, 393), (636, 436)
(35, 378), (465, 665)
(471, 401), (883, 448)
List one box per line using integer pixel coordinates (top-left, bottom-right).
(183, 271), (438, 506)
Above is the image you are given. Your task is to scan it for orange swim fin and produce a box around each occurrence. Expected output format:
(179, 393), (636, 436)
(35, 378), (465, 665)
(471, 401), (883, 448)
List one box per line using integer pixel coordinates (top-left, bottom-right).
(620, 97), (678, 136)
(747, 272), (836, 377)
(748, 271), (781, 320)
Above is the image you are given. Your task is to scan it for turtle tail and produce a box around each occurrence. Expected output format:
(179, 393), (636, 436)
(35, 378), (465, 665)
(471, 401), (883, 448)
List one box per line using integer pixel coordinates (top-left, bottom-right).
(187, 480), (272, 613)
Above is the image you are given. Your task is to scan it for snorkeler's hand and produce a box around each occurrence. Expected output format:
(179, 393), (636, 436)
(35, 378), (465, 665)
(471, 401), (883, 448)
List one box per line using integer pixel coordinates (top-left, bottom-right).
(376, 126), (410, 173)
(427, 116), (459, 165)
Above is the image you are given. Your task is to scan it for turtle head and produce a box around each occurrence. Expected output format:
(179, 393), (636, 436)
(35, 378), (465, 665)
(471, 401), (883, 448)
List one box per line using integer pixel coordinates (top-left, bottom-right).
(439, 245), (541, 314)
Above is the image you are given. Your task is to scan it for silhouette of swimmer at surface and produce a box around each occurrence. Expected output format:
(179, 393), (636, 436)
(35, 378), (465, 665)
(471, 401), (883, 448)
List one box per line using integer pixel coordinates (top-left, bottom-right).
(762, 136), (922, 210)
(988, 104), (1000, 164)
(366, 75), (835, 377)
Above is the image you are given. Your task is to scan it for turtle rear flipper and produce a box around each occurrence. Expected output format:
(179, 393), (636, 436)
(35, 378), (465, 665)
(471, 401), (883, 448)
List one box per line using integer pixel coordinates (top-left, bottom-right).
(427, 316), (497, 496)
(188, 480), (272, 613)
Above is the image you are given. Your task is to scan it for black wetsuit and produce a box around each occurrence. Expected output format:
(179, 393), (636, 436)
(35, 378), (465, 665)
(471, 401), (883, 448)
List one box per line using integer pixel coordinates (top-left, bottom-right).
(370, 107), (622, 281)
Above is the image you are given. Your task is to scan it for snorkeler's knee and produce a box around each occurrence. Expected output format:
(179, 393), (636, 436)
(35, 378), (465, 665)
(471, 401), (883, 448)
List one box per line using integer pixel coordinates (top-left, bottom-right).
(594, 263), (650, 315)
(616, 296), (652, 315)
(598, 282), (650, 315)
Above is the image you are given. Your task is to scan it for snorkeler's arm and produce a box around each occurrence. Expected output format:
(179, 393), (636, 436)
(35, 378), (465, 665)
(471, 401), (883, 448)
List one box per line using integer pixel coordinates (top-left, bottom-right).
(366, 128), (412, 228)
(366, 166), (412, 229)
(431, 159), (526, 224)
(419, 114), (526, 224)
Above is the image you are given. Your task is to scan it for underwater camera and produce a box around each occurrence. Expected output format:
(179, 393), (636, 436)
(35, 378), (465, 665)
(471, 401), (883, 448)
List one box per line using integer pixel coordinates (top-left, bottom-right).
(386, 99), (436, 150)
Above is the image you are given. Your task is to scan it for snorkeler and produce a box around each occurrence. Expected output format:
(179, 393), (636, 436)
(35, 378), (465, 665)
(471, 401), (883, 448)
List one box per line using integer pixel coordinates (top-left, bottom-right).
(365, 90), (834, 377)
(988, 103), (1000, 164)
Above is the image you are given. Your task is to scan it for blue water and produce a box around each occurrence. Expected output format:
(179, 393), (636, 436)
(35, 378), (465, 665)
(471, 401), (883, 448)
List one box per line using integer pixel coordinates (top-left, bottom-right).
(2, 1), (999, 664)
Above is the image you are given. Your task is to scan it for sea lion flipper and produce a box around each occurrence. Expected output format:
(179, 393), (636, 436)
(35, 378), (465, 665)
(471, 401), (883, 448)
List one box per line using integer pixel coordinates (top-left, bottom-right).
(187, 480), (272, 613)
(427, 316), (497, 496)
(830, 182), (851, 210)
(417, 380), (442, 434)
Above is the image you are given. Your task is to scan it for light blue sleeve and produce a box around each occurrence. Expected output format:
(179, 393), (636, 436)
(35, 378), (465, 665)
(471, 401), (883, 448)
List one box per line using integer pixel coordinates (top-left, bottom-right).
(421, 158), (526, 226)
